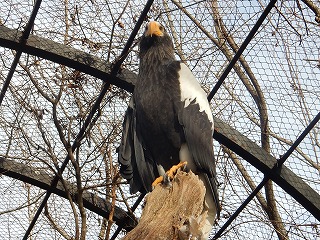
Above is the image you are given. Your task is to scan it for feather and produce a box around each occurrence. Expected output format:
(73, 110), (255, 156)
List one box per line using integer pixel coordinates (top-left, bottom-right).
(118, 98), (155, 193)
(118, 21), (220, 220)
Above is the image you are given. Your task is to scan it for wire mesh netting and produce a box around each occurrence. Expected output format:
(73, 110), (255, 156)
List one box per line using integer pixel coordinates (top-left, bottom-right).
(0, 0), (319, 239)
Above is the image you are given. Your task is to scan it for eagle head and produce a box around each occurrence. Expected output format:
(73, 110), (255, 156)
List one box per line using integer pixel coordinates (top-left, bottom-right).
(139, 21), (174, 62)
(144, 21), (165, 37)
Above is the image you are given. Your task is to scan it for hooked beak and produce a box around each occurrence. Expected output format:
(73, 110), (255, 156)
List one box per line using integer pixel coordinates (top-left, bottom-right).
(145, 21), (164, 37)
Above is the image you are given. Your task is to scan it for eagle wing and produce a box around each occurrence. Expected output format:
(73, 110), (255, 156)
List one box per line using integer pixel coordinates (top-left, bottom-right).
(176, 62), (219, 214)
(118, 98), (155, 194)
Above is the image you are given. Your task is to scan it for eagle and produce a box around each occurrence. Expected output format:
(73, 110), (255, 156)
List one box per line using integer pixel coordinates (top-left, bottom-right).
(118, 21), (219, 239)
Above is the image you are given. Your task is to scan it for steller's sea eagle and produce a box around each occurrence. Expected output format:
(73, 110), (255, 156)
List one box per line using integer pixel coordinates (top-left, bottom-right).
(118, 21), (219, 239)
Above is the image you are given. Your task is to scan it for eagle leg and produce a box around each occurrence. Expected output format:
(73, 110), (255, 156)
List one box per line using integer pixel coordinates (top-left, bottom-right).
(152, 161), (188, 188)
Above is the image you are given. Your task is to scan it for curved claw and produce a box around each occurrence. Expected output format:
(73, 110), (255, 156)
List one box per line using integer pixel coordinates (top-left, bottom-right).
(151, 161), (188, 188)
(166, 161), (188, 179)
(152, 176), (164, 188)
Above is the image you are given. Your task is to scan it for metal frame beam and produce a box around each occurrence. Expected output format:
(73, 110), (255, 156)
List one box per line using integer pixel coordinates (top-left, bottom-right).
(0, 157), (137, 230)
(0, 24), (319, 222)
(0, 1), (155, 238)
(213, 116), (320, 222)
(0, 1), (319, 236)
(0, 25), (135, 92)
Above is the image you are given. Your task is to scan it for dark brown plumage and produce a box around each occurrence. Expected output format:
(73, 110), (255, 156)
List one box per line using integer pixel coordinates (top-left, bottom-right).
(118, 21), (219, 239)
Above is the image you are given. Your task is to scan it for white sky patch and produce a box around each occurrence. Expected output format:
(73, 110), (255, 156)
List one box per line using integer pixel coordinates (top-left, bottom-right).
(178, 63), (214, 124)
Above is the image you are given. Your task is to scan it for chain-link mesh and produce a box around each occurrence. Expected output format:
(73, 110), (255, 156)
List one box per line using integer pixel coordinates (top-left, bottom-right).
(0, 0), (319, 239)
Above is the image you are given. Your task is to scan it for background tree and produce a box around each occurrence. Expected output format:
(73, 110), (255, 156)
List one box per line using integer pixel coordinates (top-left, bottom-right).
(0, 0), (319, 239)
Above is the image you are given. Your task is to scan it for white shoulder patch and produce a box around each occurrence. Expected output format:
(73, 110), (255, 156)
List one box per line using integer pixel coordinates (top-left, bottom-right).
(178, 63), (213, 124)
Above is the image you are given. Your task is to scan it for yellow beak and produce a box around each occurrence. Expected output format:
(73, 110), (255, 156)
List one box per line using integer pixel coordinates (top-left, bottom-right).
(145, 21), (163, 37)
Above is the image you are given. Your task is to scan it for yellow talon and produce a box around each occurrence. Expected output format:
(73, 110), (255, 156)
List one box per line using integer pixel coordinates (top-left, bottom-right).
(151, 161), (188, 188)
(166, 161), (187, 179)
(152, 176), (164, 187)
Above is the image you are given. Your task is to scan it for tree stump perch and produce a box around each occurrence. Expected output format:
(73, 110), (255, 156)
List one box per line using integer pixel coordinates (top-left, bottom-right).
(123, 170), (207, 240)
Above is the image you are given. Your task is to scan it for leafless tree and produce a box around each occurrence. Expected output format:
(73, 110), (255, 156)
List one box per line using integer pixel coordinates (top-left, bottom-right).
(0, 0), (319, 239)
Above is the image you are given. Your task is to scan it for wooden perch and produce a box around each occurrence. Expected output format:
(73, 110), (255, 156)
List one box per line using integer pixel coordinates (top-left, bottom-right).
(123, 170), (206, 240)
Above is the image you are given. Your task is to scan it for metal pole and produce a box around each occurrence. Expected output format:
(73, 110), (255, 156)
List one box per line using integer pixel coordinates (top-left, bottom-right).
(22, 0), (154, 239)
(212, 111), (320, 239)
(0, 0), (43, 106)
(207, 0), (278, 102)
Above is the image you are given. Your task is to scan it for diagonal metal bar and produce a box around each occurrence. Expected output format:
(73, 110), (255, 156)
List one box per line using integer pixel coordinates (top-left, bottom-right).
(22, 1), (154, 239)
(212, 111), (320, 239)
(109, 0), (155, 238)
(110, 0), (154, 75)
(1, 0), (320, 238)
(3, 18), (317, 238)
(212, 177), (269, 239)
(207, 0), (278, 101)
(277, 111), (320, 167)
(0, 0), (42, 106)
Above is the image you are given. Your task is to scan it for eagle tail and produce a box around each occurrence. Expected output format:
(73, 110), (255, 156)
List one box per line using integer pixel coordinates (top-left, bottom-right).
(118, 98), (156, 194)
